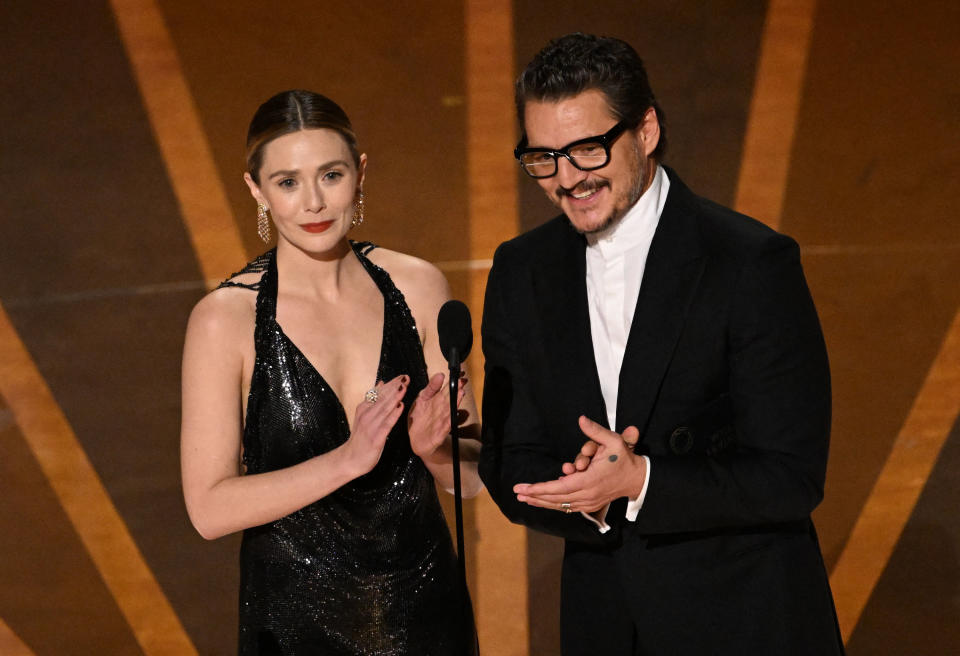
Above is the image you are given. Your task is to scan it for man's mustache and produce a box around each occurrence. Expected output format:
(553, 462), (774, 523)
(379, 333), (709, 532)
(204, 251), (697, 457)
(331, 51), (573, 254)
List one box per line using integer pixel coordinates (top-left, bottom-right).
(556, 180), (609, 200)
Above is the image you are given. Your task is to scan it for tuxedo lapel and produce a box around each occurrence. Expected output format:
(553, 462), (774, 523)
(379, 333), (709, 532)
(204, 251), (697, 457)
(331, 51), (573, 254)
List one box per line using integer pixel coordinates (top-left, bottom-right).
(531, 221), (609, 428)
(617, 173), (706, 436)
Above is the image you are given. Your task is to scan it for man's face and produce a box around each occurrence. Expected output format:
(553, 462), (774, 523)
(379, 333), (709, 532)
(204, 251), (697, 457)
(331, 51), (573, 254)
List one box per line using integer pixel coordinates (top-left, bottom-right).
(523, 89), (658, 234)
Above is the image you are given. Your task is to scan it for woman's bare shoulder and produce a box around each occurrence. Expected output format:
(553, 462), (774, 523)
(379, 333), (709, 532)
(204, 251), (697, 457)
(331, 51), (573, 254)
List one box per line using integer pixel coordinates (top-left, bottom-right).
(187, 282), (257, 343)
(365, 247), (450, 301)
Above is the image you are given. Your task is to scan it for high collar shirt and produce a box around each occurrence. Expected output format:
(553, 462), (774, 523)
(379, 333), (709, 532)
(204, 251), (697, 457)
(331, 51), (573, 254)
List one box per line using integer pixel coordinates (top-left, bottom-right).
(583, 164), (669, 529)
(586, 164), (668, 427)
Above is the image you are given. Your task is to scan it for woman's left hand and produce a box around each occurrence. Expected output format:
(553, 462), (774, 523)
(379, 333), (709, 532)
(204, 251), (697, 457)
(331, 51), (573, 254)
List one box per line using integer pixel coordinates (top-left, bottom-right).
(408, 372), (465, 461)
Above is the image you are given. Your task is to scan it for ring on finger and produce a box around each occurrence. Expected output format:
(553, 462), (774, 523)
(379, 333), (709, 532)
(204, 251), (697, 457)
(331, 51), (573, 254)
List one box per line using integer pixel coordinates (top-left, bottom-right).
(561, 502), (572, 513)
(364, 388), (379, 404)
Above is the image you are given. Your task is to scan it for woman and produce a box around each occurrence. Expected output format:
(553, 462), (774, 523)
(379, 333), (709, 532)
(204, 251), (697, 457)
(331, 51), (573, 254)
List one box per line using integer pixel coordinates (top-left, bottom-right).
(180, 90), (481, 655)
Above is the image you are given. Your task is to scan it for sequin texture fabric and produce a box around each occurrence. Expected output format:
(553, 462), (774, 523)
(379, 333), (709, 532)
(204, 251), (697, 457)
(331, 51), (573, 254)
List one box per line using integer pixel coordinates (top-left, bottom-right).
(224, 242), (473, 655)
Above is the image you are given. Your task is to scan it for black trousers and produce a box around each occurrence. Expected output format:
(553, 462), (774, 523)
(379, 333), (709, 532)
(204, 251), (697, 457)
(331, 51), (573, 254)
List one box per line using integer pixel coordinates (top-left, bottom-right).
(560, 545), (640, 656)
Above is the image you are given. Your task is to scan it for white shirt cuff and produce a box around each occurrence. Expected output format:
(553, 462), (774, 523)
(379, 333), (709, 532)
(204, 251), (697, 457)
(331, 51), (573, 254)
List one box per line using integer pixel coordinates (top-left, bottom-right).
(625, 456), (651, 522)
(581, 505), (611, 533)
(581, 455), (650, 532)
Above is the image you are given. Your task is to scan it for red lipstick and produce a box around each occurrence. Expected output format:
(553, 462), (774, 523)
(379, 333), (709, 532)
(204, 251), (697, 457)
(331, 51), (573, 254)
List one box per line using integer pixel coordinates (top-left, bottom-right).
(301, 220), (335, 233)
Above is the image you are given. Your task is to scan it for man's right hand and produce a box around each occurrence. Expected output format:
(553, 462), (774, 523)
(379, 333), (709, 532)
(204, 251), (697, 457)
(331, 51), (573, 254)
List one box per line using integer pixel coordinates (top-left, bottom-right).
(561, 424), (639, 476)
(514, 418), (645, 513)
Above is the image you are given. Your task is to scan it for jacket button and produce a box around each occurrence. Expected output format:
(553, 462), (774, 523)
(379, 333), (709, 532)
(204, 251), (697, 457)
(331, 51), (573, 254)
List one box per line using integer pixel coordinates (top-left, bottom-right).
(669, 427), (694, 454)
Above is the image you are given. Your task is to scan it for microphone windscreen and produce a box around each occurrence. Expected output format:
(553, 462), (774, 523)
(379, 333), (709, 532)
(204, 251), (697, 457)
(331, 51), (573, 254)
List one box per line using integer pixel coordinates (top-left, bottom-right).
(438, 300), (473, 363)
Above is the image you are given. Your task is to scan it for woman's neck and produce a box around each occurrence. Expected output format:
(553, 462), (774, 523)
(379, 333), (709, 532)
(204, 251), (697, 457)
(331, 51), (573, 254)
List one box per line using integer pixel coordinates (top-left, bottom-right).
(275, 237), (357, 300)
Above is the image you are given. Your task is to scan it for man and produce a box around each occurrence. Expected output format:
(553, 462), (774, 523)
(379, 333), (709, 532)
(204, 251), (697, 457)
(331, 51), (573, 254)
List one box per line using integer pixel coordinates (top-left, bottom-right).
(479, 33), (844, 655)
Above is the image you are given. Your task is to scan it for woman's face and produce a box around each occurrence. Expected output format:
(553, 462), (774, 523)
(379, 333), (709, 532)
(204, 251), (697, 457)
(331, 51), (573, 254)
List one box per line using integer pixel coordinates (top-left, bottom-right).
(245, 128), (365, 253)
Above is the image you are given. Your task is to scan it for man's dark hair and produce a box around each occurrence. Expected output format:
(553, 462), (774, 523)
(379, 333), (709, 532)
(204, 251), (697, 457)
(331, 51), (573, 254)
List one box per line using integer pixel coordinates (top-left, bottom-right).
(515, 33), (666, 160)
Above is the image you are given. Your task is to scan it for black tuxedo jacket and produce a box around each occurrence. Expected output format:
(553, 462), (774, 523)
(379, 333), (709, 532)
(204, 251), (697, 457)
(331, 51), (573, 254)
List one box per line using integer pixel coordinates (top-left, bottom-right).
(480, 169), (843, 654)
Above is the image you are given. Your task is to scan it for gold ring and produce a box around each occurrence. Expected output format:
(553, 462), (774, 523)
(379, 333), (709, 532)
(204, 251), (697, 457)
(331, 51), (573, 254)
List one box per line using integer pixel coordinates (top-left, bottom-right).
(364, 388), (379, 404)
(561, 502), (572, 513)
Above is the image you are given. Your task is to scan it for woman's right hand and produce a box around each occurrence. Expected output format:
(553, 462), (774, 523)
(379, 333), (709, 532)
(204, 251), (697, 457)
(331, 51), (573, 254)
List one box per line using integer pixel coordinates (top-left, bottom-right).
(341, 374), (408, 477)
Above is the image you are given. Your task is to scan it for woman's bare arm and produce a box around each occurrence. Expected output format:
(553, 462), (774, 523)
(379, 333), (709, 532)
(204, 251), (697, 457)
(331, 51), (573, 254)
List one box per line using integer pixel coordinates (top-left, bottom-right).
(370, 250), (483, 497)
(180, 291), (407, 540)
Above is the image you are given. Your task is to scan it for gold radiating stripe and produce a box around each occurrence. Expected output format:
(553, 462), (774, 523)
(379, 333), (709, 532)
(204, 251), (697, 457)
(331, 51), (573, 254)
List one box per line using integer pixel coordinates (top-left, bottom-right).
(830, 308), (960, 640)
(0, 304), (196, 655)
(435, 259), (494, 273)
(734, 0), (817, 230)
(465, 1), (529, 654)
(0, 618), (34, 656)
(0, 0), (244, 650)
(98, 0), (249, 648)
(109, 0), (248, 284)
(737, 0), (960, 642)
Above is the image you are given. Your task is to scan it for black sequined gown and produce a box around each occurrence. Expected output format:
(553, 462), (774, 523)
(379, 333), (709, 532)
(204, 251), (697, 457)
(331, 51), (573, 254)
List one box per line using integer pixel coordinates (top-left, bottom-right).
(219, 242), (473, 655)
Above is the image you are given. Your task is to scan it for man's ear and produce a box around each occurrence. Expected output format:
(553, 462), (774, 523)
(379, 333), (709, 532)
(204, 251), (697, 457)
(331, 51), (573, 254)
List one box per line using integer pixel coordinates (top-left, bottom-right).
(637, 107), (660, 158)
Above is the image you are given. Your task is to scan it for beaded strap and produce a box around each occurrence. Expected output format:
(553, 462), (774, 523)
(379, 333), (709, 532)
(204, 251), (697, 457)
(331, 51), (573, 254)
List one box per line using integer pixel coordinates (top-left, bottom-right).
(353, 240), (378, 256)
(216, 250), (273, 291)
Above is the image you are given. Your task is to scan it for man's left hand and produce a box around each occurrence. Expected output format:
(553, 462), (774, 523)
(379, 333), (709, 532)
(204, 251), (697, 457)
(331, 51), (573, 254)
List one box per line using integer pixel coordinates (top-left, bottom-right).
(513, 416), (646, 513)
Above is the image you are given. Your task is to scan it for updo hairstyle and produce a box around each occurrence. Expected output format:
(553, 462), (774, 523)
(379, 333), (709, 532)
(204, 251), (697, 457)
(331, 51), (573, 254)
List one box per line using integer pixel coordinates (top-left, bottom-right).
(245, 90), (361, 185)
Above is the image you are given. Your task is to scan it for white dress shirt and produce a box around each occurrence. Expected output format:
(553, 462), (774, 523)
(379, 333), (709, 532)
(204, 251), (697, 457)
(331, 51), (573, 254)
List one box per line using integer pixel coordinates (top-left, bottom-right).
(581, 165), (669, 532)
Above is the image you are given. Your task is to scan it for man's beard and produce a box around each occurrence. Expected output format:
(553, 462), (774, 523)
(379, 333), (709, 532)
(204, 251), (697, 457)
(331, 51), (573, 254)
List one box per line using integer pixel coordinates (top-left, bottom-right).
(558, 180), (615, 235)
(562, 154), (649, 236)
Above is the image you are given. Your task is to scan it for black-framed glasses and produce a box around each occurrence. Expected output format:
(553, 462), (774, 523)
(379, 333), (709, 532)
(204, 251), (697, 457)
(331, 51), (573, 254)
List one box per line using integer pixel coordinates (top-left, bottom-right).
(514, 119), (633, 179)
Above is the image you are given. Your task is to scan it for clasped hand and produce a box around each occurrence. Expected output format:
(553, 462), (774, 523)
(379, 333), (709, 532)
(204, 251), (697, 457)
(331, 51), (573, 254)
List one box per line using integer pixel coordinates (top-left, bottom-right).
(407, 371), (465, 463)
(343, 374), (408, 477)
(343, 372), (464, 477)
(513, 416), (646, 514)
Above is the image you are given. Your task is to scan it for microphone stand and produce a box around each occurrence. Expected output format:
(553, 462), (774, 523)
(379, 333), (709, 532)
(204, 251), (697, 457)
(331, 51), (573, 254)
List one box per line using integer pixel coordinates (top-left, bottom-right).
(447, 349), (470, 654)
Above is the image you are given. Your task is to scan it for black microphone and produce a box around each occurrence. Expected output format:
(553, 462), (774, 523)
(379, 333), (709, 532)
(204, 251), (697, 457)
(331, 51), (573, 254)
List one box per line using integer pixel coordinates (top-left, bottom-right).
(438, 300), (473, 369)
(436, 299), (473, 651)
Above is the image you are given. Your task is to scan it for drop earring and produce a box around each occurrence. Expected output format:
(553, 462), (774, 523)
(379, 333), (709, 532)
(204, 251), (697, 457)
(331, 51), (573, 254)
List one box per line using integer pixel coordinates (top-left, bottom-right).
(351, 191), (365, 228)
(257, 203), (271, 242)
